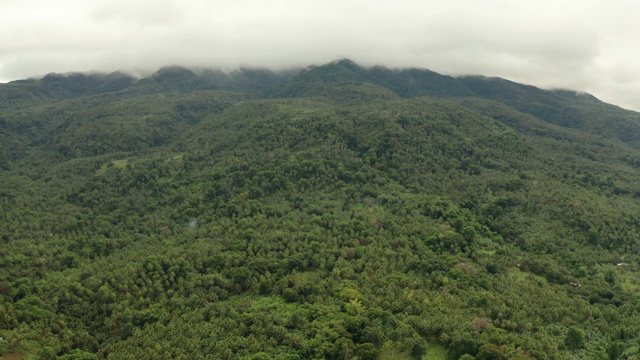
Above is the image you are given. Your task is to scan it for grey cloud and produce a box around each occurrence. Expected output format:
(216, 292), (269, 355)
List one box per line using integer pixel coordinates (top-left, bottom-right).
(1, 0), (639, 110)
(92, 0), (186, 29)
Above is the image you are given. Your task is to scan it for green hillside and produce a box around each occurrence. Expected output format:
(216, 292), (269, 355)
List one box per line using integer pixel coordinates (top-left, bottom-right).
(2, 61), (640, 359)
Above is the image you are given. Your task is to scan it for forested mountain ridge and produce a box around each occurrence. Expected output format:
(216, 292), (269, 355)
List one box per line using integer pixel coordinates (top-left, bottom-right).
(2, 61), (640, 359)
(281, 60), (640, 149)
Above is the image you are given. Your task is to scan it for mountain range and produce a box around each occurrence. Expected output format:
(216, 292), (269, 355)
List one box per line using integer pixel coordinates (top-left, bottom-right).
(1, 60), (640, 359)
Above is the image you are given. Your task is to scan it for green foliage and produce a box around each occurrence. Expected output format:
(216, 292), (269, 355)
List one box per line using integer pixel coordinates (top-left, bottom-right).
(59, 349), (98, 360)
(3, 60), (640, 359)
(475, 343), (506, 360)
(355, 343), (379, 360)
(249, 352), (272, 360)
(565, 326), (586, 350)
(37, 347), (57, 360)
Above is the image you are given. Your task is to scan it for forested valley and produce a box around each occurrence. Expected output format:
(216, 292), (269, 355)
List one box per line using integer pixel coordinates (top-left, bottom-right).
(3, 60), (640, 359)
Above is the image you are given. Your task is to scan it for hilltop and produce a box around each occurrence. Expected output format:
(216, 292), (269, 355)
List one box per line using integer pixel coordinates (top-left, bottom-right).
(1, 60), (640, 359)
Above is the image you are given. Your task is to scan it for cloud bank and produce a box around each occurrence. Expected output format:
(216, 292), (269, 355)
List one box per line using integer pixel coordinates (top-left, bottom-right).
(2, 0), (640, 110)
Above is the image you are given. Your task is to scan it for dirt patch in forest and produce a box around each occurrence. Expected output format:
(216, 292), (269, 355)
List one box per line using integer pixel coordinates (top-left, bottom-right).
(1, 353), (24, 360)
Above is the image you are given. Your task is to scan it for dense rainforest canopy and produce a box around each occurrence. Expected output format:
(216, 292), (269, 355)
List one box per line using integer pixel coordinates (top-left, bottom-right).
(2, 60), (640, 359)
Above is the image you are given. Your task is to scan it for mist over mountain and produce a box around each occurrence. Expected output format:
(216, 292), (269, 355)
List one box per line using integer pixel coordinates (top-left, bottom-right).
(4, 1), (640, 112)
(2, 60), (640, 359)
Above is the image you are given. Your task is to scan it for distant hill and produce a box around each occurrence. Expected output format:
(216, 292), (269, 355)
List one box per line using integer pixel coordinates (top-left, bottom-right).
(282, 60), (640, 149)
(2, 60), (640, 359)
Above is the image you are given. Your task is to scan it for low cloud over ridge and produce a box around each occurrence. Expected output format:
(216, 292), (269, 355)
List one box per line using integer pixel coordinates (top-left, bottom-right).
(2, 0), (640, 110)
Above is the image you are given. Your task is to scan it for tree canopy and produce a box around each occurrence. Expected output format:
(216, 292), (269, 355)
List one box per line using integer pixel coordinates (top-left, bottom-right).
(2, 60), (640, 359)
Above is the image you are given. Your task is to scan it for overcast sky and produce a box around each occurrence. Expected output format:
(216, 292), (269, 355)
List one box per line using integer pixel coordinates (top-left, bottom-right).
(2, 0), (639, 110)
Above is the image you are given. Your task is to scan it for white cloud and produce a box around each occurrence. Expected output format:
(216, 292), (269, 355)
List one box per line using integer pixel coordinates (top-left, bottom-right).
(1, 0), (639, 110)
